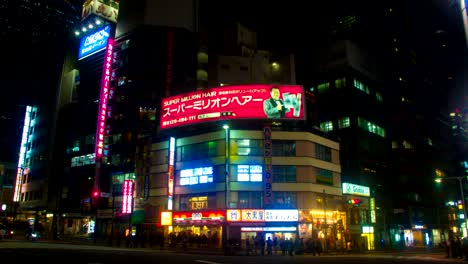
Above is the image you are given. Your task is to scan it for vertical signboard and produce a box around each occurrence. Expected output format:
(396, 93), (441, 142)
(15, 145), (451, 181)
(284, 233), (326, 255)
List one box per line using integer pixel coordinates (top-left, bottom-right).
(370, 197), (376, 223)
(263, 127), (273, 205)
(13, 106), (33, 202)
(94, 38), (114, 162)
(122, 179), (134, 214)
(167, 137), (175, 210)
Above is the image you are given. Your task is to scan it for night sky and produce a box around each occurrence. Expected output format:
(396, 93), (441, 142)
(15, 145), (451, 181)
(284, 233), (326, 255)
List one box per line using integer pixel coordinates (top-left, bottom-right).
(0, 0), (466, 163)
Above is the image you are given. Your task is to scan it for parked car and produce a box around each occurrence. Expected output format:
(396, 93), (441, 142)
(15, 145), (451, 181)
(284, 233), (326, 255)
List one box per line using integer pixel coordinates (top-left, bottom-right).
(0, 224), (6, 239)
(0, 224), (13, 239)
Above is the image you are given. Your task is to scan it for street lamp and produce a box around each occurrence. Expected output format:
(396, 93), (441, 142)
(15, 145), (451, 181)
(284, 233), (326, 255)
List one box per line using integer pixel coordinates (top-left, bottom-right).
(435, 176), (468, 235)
(223, 124), (230, 253)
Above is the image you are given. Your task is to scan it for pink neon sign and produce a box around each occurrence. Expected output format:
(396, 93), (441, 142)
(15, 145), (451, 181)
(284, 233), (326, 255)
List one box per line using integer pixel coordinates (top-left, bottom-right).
(95, 38), (114, 161)
(160, 84), (305, 129)
(122, 179), (134, 214)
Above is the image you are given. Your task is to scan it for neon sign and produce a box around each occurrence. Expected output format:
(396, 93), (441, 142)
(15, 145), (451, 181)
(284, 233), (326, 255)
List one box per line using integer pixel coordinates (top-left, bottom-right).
(94, 38), (113, 161)
(78, 25), (111, 60)
(168, 137), (175, 210)
(263, 127), (273, 205)
(342, 182), (370, 197)
(160, 84), (305, 129)
(122, 179), (134, 214)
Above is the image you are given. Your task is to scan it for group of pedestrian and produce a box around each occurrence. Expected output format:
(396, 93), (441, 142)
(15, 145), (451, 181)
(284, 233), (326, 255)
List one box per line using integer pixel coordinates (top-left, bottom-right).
(245, 235), (296, 256)
(445, 235), (468, 260)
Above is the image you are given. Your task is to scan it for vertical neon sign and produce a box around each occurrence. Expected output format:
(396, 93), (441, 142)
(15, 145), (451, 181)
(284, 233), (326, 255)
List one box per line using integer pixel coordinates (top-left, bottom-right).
(13, 106), (33, 202)
(95, 38), (114, 161)
(263, 127), (273, 205)
(168, 137), (175, 210)
(122, 179), (134, 214)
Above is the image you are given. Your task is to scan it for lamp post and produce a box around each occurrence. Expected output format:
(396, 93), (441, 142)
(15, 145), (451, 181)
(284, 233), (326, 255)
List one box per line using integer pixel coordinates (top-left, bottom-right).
(223, 124), (230, 253)
(435, 176), (468, 235)
(323, 189), (328, 253)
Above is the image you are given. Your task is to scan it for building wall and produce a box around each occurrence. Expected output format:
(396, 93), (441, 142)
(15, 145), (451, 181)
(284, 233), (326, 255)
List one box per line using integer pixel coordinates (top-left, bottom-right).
(140, 129), (342, 214)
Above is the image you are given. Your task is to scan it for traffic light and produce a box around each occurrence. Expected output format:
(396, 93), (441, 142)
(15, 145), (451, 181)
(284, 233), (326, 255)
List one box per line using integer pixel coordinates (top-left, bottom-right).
(348, 198), (361, 205)
(93, 191), (100, 198)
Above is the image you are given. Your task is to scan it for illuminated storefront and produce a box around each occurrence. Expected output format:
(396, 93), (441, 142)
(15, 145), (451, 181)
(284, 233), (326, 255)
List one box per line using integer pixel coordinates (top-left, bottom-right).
(171, 210), (225, 248)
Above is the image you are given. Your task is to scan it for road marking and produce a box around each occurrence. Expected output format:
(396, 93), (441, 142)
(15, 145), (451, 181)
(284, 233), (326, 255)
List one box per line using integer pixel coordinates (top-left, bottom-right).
(195, 260), (222, 264)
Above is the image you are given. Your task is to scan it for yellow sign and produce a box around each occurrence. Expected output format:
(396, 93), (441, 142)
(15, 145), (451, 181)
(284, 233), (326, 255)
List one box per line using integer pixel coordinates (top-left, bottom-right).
(161, 211), (172, 226)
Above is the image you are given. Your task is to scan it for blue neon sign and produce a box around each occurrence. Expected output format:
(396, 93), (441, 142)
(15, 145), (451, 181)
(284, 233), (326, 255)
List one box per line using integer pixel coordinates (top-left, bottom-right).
(78, 25), (111, 60)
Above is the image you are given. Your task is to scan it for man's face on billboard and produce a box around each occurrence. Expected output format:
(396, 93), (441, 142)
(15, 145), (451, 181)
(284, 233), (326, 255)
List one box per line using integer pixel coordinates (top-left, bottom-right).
(271, 88), (280, 99)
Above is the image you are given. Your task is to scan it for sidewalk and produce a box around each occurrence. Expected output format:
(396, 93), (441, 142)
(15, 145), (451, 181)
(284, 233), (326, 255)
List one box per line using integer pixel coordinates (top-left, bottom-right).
(5, 234), (458, 261)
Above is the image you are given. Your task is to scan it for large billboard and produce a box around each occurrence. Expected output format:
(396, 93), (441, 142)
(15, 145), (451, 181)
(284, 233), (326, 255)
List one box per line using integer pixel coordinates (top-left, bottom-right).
(82, 0), (119, 24)
(160, 84), (305, 129)
(78, 25), (111, 60)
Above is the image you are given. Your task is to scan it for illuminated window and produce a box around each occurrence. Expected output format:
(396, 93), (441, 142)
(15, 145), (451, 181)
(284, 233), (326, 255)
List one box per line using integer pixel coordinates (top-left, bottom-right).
(376, 91), (383, 102)
(273, 192), (297, 208)
(338, 117), (350, 129)
(180, 166), (213, 185)
(353, 79), (370, 94)
(316, 168), (333, 185)
(320, 121), (333, 132)
(317, 82), (330, 93)
(237, 165), (262, 182)
(335, 78), (346, 88)
(357, 117), (386, 137)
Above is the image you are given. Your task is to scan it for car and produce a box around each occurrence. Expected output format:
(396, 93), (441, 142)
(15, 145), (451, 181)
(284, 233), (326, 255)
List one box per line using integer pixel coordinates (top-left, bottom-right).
(0, 224), (14, 239)
(0, 224), (6, 239)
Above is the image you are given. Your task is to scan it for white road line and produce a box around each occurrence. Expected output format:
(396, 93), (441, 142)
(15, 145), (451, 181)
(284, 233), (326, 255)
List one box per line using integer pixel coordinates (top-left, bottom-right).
(195, 260), (222, 264)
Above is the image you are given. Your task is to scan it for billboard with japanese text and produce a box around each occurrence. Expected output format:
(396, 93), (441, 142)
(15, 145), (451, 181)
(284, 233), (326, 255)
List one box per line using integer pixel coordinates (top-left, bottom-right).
(78, 25), (111, 60)
(160, 84), (305, 129)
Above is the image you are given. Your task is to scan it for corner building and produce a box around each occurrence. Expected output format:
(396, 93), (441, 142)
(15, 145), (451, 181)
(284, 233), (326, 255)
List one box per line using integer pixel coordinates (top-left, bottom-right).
(137, 117), (344, 250)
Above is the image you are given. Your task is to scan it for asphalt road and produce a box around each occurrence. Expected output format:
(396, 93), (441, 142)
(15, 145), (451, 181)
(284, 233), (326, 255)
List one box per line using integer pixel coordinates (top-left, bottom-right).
(0, 239), (464, 264)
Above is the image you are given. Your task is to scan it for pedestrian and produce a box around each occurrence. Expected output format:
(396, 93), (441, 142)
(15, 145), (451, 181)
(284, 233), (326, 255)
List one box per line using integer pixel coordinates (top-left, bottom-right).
(287, 238), (294, 256)
(280, 238), (287, 256)
(445, 239), (451, 258)
(246, 237), (251, 256)
(266, 237), (273, 255)
(260, 236), (265, 256)
(272, 236), (278, 255)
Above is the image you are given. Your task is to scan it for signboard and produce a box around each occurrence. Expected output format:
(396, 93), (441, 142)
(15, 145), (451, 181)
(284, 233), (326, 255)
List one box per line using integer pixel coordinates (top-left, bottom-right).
(167, 137), (175, 210)
(160, 84), (305, 129)
(173, 211), (225, 221)
(161, 211), (173, 226)
(226, 209), (299, 222)
(78, 25), (111, 60)
(122, 179), (134, 214)
(263, 127), (273, 205)
(265, 209), (299, 222)
(82, 0), (119, 23)
(94, 38), (114, 161)
(342, 182), (370, 197)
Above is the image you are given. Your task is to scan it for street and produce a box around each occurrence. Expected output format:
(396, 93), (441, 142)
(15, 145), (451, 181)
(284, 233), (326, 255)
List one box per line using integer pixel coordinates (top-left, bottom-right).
(0, 239), (464, 263)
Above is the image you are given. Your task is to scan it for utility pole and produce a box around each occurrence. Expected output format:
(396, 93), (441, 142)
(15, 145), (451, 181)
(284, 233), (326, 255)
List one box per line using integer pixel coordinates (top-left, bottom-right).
(323, 189), (327, 253)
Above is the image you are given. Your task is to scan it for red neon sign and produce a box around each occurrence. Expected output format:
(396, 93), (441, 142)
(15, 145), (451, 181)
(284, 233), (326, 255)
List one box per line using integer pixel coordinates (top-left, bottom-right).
(160, 84), (305, 129)
(95, 38), (114, 161)
(173, 210), (225, 220)
(122, 179), (134, 214)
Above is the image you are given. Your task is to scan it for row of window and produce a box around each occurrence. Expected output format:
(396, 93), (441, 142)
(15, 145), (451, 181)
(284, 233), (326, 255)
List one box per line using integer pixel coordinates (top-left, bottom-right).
(179, 139), (331, 161)
(20, 190), (43, 202)
(175, 164), (334, 185)
(179, 191), (297, 210)
(312, 78), (383, 102)
(320, 116), (386, 137)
